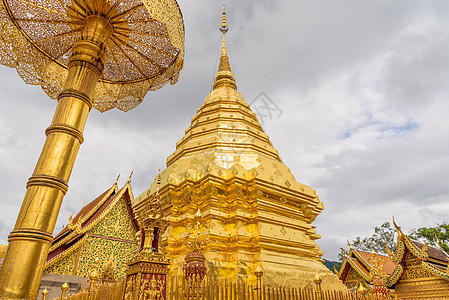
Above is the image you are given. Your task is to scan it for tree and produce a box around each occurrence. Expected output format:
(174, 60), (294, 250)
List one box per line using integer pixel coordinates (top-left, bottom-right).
(410, 223), (449, 254)
(338, 222), (396, 262)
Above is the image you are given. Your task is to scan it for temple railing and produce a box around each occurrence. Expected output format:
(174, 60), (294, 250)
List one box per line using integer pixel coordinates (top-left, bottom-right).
(49, 279), (125, 300)
(50, 276), (392, 300)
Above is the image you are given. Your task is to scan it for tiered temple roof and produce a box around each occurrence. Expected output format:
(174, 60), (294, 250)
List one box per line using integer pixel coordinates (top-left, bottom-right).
(44, 176), (140, 279)
(382, 219), (449, 299)
(337, 247), (396, 292)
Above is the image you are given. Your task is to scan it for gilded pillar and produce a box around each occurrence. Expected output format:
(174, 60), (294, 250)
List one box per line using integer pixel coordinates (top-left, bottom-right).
(0, 16), (112, 299)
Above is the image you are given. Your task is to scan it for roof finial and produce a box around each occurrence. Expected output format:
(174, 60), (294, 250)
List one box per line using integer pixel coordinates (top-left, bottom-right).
(435, 234), (441, 246)
(127, 170), (133, 183)
(114, 173), (120, 186)
(157, 166), (161, 186)
(347, 239), (353, 250)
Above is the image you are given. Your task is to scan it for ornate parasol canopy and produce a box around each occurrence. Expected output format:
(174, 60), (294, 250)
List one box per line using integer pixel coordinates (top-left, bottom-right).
(0, 0), (184, 112)
(0, 1), (184, 298)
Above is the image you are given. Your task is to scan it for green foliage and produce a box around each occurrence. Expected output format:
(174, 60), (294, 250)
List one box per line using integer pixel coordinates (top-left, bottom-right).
(338, 222), (396, 262)
(323, 259), (342, 274)
(410, 223), (449, 254)
(337, 221), (449, 266)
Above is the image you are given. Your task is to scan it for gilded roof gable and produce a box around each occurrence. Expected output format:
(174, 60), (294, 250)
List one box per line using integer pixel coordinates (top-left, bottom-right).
(338, 248), (396, 282)
(383, 219), (449, 288)
(44, 178), (140, 278)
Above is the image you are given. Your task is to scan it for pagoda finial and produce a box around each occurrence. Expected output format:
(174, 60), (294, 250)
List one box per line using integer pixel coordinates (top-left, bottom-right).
(220, 5), (229, 58)
(213, 4), (237, 90)
(347, 239), (353, 250)
(127, 170), (133, 183)
(435, 234), (441, 246)
(156, 166), (161, 198)
(193, 209), (203, 251)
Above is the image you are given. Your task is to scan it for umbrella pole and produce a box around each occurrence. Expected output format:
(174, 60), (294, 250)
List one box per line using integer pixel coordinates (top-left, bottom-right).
(0, 15), (112, 299)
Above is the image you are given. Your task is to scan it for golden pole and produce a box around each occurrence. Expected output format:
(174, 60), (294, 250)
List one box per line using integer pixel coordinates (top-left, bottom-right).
(0, 14), (112, 299)
(60, 282), (69, 300)
(42, 288), (49, 300)
(254, 266), (263, 300)
(313, 273), (323, 300)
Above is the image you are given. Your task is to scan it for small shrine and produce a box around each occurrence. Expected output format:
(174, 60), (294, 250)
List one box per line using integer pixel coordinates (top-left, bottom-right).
(183, 209), (207, 284)
(124, 177), (171, 300)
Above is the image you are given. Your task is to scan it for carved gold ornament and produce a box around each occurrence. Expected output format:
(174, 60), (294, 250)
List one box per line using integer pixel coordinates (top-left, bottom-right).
(0, 0), (184, 112)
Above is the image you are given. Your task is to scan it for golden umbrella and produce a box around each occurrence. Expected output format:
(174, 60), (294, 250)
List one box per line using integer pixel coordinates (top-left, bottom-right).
(0, 0), (184, 298)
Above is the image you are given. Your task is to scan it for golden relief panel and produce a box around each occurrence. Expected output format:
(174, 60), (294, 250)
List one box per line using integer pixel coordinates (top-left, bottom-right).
(76, 236), (138, 279)
(0, 0), (185, 112)
(402, 266), (433, 280)
(44, 247), (78, 275)
(90, 198), (137, 241)
(346, 268), (364, 281)
(395, 279), (449, 299)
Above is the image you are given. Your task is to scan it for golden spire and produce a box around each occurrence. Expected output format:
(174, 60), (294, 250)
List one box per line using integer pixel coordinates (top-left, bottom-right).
(220, 4), (229, 59)
(213, 5), (237, 90)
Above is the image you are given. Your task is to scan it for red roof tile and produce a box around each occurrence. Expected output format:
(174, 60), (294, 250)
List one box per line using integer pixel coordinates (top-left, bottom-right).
(355, 250), (397, 275)
(412, 240), (449, 264)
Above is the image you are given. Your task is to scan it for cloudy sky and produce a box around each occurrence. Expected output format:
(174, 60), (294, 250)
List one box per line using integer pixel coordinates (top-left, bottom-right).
(1, 0), (449, 260)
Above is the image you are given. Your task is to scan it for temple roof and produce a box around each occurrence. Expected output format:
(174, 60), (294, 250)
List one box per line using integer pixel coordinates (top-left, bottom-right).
(337, 248), (397, 283)
(46, 176), (139, 264)
(382, 219), (449, 287)
(412, 240), (449, 265)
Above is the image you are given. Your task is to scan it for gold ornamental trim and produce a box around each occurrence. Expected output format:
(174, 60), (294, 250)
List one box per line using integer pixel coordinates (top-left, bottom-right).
(422, 261), (449, 280)
(384, 264), (404, 287)
(45, 234), (88, 269)
(344, 256), (372, 282)
(0, 0), (185, 112)
(45, 124), (85, 144)
(26, 175), (69, 195)
(57, 89), (93, 111)
(80, 182), (134, 234)
(386, 238), (405, 264)
(8, 228), (54, 244)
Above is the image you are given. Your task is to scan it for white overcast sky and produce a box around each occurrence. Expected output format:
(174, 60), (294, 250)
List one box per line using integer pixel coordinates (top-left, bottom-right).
(1, 1), (449, 260)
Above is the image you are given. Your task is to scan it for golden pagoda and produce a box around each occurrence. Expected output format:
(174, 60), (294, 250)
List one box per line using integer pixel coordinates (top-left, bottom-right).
(134, 7), (345, 290)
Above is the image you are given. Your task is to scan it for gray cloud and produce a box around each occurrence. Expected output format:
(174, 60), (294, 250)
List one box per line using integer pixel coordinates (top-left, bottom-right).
(1, 1), (449, 261)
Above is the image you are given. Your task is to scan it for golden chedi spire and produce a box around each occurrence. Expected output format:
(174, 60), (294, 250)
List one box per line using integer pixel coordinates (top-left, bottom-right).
(213, 5), (237, 90)
(135, 6), (345, 291)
